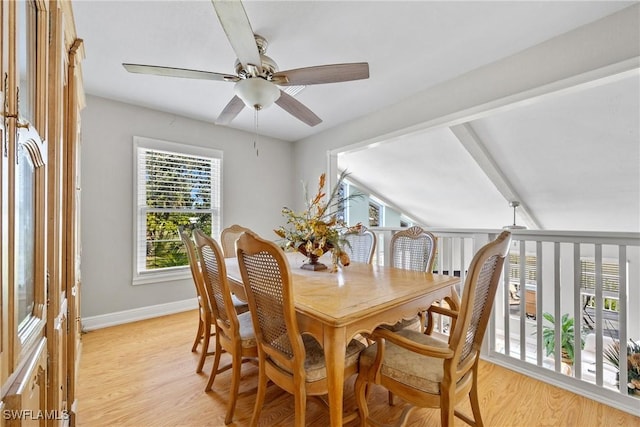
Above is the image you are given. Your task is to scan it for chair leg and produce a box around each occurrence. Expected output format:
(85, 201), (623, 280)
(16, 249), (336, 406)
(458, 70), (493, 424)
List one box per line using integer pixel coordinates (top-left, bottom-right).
(197, 323), (212, 373)
(294, 384), (306, 427)
(205, 336), (223, 392)
(440, 390), (455, 427)
(250, 358), (268, 427)
(224, 350), (243, 424)
(354, 374), (369, 427)
(469, 379), (484, 427)
(388, 390), (396, 406)
(192, 317), (204, 352)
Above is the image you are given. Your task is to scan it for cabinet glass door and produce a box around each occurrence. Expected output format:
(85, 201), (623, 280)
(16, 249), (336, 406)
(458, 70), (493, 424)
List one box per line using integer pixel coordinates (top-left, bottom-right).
(16, 141), (36, 329)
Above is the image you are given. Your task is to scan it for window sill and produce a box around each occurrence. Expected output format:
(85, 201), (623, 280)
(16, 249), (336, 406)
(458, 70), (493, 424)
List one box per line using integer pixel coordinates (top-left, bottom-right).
(132, 270), (191, 286)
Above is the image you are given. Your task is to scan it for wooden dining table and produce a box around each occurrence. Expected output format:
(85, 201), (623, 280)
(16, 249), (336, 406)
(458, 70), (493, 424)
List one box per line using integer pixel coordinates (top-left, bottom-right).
(224, 251), (459, 427)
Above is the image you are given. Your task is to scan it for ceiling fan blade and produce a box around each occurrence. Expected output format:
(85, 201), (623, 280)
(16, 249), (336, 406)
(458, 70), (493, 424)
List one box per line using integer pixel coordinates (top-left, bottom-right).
(275, 91), (322, 127)
(211, 0), (261, 70)
(215, 96), (245, 125)
(123, 63), (238, 82)
(272, 62), (369, 86)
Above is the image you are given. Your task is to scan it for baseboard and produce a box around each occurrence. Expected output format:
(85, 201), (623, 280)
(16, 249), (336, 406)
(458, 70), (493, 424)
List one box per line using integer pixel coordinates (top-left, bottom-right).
(81, 298), (198, 331)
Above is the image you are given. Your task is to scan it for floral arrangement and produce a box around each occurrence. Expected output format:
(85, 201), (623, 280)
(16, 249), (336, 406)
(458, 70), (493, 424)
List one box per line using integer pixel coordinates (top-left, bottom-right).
(274, 171), (362, 271)
(604, 338), (640, 394)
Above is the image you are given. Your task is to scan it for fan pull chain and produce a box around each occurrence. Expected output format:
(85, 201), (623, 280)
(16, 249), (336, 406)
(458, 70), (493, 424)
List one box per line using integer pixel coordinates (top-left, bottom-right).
(253, 108), (259, 157)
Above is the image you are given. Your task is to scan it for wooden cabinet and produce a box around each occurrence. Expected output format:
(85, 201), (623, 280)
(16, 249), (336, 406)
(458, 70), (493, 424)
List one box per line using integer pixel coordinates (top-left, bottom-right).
(1, 1), (84, 426)
(4, 339), (48, 427)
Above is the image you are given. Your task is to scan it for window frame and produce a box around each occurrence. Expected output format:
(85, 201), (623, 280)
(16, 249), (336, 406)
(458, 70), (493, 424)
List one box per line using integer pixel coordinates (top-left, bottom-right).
(132, 136), (222, 285)
(368, 198), (383, 227)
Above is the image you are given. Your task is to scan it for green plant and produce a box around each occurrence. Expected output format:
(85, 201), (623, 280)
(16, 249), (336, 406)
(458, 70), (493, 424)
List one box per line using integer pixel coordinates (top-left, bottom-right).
(604, 339), (640, 393)
(540, 313), (584, 364)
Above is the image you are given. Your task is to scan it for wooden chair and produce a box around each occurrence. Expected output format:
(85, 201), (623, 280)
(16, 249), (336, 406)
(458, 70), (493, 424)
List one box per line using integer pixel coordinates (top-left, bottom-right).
(220, 224), (252, 258)
(389, 225), (437, 272)
(236, 231), (366, 427)
(384, 226), (438, 332)
(193, 229), (258, 424)
(179, 228), (215, 373)
(354, 231), (512, 427)
(343, 226), (377, 264)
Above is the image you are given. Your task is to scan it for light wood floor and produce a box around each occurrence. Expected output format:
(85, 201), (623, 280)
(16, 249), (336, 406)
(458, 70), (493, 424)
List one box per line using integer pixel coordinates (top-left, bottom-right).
(76, 310), (639, 426)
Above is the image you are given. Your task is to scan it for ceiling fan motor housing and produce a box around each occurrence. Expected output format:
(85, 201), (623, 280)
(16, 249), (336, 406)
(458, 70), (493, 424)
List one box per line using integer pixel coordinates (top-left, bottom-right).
(234, 34), (278, 79)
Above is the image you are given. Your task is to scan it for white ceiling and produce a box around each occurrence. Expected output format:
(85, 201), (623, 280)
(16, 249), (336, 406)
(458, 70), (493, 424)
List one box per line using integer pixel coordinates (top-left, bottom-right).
(339, 74), (640, 231)
(73, 0), (633, 142)
(73, 1), (640, 232)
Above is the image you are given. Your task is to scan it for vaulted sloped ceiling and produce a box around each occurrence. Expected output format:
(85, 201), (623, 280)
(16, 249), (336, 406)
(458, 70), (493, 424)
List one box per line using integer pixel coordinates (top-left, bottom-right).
(338, 74), (640, 232)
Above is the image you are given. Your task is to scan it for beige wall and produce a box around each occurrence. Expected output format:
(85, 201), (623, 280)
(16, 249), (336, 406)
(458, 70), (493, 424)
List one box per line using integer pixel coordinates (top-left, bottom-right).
(80, 95), (295, 320)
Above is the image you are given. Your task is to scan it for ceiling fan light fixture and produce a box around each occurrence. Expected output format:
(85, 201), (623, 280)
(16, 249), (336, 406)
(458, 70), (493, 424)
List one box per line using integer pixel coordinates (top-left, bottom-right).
(234, 77), (280, 110)
(503, 201), (527, 230)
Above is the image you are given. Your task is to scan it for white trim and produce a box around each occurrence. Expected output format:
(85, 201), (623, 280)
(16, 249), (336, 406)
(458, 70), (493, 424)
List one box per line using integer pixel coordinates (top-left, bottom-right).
(131, 269), (191, 286)
(81, 298), (198, 331)
(132, 135), (223, 282)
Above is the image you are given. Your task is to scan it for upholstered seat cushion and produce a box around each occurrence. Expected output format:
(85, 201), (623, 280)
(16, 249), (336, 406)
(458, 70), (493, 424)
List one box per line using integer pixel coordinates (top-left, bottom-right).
(231, 293), (249, 314)
(359, 329), (449, 394)
(237, 311), (257, 348)
(272, 335), (366, 382)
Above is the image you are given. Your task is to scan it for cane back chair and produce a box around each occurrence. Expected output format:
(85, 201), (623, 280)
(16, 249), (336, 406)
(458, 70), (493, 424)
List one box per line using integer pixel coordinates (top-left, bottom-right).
(355, 231), (512, 427)
(220, 224), (252, 258)
(236, 231), (366, 426)
(193, 229), (258, 425)
(343, 226), (377, 264)
(179, 228), (215, 373)
(383, 226), (438, 332)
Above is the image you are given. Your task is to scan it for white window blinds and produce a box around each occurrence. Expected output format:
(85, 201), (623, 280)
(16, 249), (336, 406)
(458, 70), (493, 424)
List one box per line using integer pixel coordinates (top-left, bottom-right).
(134, 137), (221, 278)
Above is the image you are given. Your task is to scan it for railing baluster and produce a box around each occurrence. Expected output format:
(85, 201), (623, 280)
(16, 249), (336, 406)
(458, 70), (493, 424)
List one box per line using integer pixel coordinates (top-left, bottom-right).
(536, 241), (543, 367)
(503, 252), (511, 357)
(573, 243), (582, 379)
(520, 240), (526, 361)
(554, 242), (562, 372)
(618, 245), (628, 395)
(595, 244), (603, 386)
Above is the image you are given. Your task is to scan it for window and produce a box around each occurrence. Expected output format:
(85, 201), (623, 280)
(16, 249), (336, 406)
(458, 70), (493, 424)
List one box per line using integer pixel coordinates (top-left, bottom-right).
(134, 137), (221, 284)
(580, 259), (620, 312)
(369, 201), (381, 227)
(336, 182), (347, 223)
(508, 253), (537, 285)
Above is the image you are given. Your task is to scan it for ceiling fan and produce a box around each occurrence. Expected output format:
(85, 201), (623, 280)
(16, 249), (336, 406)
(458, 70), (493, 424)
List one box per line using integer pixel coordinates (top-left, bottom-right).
(122, 0), (369, 127)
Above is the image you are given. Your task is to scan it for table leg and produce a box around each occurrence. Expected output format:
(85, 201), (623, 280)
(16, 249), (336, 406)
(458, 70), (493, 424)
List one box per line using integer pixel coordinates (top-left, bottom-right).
(324, 326), (347, 427)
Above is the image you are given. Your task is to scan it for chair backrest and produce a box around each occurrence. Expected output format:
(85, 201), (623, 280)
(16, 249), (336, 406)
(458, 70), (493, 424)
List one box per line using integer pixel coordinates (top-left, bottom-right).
(236, 231), (304, 372)
(193, 229), (240, 338)
(179, 228), (210, 311)
(220, 224), (252, 258)
(389, 226), (437, 272)
(449, 231), (511, 370)
(343, 226), (377, 264)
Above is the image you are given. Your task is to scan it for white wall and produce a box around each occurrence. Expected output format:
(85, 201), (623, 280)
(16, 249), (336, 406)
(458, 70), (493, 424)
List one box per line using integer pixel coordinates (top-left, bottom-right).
(80, 95), (295, 319)
(347, 186), (368, 226)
